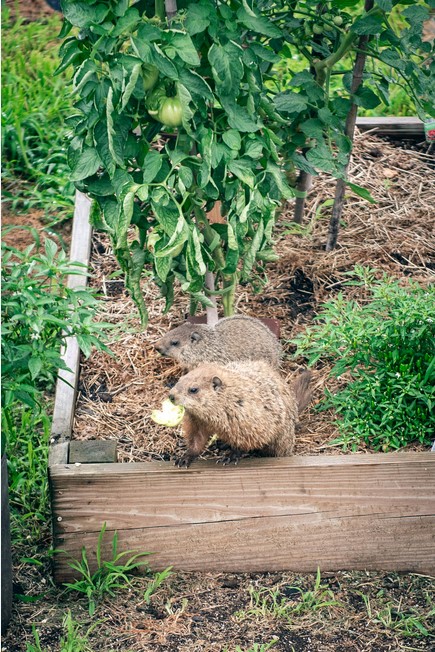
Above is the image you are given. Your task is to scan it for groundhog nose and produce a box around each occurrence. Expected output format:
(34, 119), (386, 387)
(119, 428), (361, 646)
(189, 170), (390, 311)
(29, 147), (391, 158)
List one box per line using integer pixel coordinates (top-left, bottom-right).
(169, 393), (175, 402)
(155, 343), (165, 355)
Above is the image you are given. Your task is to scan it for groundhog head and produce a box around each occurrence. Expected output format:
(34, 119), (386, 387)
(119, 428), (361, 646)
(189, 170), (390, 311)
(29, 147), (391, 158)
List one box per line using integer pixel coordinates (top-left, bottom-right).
(154, 323), (207, 361)
(169, 364), (224, 411)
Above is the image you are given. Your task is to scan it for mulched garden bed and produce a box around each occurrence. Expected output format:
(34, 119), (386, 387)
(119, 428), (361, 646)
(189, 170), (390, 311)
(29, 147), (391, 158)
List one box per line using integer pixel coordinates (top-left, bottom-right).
(72, 131), (435, 463)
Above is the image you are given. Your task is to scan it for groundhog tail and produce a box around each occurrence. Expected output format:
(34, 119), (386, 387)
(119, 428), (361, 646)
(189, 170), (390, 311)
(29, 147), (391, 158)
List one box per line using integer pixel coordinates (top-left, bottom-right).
(293, 370), (313, 414)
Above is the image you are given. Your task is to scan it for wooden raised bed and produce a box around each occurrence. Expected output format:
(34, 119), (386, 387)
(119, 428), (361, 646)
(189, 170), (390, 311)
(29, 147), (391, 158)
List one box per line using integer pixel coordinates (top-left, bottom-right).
(49, 190), (435, 583)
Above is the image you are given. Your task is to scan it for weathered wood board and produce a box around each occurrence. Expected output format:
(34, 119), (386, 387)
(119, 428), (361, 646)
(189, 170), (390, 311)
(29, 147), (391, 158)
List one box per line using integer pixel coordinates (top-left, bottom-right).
(356, 116), (424, 137)
(51, 191), (92, 442)
(50, 452), (435, 582)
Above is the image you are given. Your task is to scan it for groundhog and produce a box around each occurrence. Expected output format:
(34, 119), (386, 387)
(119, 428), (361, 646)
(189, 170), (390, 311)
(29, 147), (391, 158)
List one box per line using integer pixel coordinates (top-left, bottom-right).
(155, 316), (282, 370)
(168, 362), (312, 468)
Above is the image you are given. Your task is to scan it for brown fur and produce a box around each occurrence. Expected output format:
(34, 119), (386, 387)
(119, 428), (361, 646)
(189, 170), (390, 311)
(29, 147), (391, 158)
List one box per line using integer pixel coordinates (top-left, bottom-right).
(155, 316), (282, 370)
(169, 362), (312, 467)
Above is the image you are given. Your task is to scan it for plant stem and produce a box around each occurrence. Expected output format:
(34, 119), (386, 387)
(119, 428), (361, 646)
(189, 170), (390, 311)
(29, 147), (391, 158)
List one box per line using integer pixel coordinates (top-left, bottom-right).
(222, 276), (237, 317)
(155, 0), (165, 21)
(326, 0), (374, 252)
(205, 270), (219, 326)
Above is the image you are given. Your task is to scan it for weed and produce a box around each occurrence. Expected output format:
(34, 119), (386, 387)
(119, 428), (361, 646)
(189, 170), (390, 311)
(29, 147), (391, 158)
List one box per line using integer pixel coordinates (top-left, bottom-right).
(1, 10), (74, 219)
(26, 611), (100, 652)
(293, 267), (435, 450)
(359, 591), (435, 640)
(143, 566), (173, 605)
(63, 523), (151, 616)
(225, 640), (279, 652)
(235, 569), (338, 625)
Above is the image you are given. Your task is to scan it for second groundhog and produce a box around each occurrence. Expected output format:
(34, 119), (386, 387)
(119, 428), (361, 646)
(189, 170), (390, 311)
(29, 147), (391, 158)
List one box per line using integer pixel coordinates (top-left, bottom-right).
(155, 315), (282, 370)
(169, 361), (312, 468)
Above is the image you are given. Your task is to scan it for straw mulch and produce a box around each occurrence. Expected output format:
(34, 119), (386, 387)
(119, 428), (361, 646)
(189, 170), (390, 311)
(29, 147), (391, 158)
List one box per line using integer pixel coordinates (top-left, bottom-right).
(73, 132), (435, 462)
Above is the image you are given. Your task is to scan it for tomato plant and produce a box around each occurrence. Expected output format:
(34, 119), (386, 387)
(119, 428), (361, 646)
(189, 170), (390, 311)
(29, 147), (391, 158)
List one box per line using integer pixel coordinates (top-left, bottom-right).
(58, 0), (434, 324)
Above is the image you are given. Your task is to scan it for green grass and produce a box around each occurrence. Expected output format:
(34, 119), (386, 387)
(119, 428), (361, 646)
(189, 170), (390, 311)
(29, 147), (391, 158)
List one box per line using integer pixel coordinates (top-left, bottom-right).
(1, 10), (75, 221)
(26, 611), (100, 652)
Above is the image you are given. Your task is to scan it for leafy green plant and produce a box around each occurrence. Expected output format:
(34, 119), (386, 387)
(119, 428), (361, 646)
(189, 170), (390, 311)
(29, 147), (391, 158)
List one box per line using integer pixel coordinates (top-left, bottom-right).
(1, 236), (110, 413)
(235, 568), (338, 623)
(293, 267), (435, 450)
(58, 0), (295, 324)
(63, 523), (151, 616)
(26, 611), (100, 652)
(1, 10), (75, 219)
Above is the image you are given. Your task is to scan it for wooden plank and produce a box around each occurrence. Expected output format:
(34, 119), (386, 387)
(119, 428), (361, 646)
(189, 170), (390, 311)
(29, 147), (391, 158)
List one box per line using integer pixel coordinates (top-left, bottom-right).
(50, 191), (92, 443)
(69, 440), (117, 464)
(356, 116), (424, 137)
(48, 441), (69, 467)
(50, 453), (435, 581)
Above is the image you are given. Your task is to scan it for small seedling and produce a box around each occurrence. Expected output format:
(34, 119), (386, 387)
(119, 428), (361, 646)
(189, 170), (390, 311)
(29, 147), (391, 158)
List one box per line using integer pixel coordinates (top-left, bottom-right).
(143, 566), (173, 605)
(63, 523), (151, 616)
(26, 611), (100, 652)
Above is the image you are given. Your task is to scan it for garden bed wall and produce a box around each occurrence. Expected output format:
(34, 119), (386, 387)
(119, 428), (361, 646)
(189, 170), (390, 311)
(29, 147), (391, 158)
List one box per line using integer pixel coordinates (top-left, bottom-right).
(49, 138), (435, 583)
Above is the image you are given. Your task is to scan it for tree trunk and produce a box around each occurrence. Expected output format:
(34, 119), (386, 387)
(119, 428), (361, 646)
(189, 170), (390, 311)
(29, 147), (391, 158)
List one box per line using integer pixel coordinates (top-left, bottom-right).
(325, 0), (374, 251)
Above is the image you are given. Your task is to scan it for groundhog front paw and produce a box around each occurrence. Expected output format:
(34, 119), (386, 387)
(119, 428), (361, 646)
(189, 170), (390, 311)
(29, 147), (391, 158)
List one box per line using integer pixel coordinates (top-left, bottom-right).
(218, 448), (244, 466)
(174, 453), (196, 468)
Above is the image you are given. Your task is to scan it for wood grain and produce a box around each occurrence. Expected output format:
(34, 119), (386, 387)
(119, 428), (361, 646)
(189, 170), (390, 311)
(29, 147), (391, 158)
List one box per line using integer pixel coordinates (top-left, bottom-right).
(356, 116), (424, 137)
(50, 453), (435, 581)
(51, 192), (92, 442)
(69, 440), (117, 464)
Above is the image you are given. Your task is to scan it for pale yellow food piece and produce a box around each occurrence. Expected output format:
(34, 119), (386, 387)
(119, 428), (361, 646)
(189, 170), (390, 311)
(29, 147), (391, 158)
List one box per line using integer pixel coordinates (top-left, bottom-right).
(151, 399), (185, 427)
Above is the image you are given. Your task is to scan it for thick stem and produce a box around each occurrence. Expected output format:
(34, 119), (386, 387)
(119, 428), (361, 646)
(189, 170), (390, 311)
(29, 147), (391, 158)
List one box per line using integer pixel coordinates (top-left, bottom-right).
(205, 270), (219, 326)
(326, 0), (374, 252)
(222, 276), (237, 317)
(155, 0), (165, 20)
(164, 0), (178, 23)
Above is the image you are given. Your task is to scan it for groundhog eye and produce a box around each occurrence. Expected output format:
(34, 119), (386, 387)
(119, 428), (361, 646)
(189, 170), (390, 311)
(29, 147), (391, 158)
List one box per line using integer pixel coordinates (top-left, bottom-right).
(188, 387), (199, 395)
(170, 340), (180, 347)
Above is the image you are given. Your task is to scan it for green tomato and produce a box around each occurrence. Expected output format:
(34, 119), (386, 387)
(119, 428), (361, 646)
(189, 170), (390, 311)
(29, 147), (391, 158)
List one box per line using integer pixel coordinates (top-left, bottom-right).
(146, 86), (167, 115)
(333, 15), (344, 26)
(313, 24), (323, 35)
(157, 97), (183, 127)
(142, 64), (159, 92)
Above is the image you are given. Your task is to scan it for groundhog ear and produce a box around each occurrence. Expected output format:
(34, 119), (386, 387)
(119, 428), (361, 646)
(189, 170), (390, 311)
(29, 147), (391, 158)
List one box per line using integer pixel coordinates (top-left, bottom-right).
(212, 376), (222, 391)
(191, 331), (201, 343)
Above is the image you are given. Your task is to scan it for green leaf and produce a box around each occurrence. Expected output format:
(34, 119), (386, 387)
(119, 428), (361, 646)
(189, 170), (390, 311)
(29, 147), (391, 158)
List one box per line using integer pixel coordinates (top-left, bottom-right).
(208, 43), (244, 96)
(237, 7), (282, 38)
(70, 147), (102, 182)
(28, 357), (42, 380)
(107, 87), (125, 168)
(121, 63), (141, 111)
(266, 162), (294, 200)
(220, 96), (260, 133)
(274, 92), (308, 114)
(242, 220), (264, 280)
(178, 69), (213, 100)
(170, 33), (200, 67)
(190, 228), (206, 276)
(375, 0), (392, 11)
(154, 216), (189, 258)
(250, 42), (280, 63)
(227, 160), (256, 189)
(111, 7), (140, 37)
(61, 2), (109, 28)
(223, 130), (241, 151)
(352, 13), (384, 35)
(151, 45), (179, 80)
(151, 188), (180, 236)
(185, 0), (211, 35)
(354, 86), (381, 109)
(346, 182), (376, 204)
(142, 151), (163, 184)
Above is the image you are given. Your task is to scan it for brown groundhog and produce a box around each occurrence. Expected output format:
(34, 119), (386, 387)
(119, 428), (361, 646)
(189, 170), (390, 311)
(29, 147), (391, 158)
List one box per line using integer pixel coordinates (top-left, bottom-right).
(169, 362), (312, 468)
(155, 316), (282, 370)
